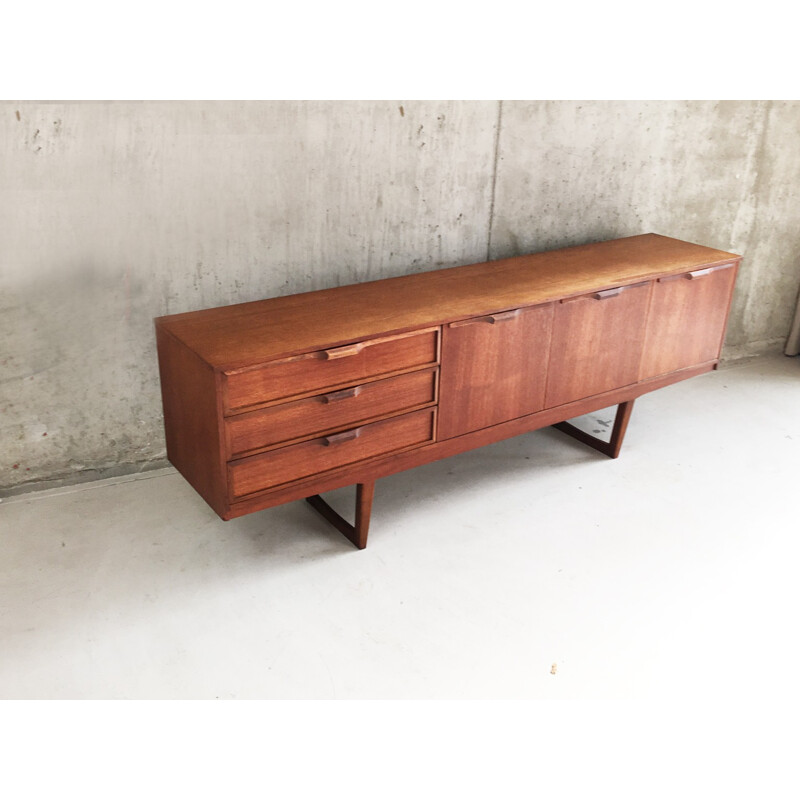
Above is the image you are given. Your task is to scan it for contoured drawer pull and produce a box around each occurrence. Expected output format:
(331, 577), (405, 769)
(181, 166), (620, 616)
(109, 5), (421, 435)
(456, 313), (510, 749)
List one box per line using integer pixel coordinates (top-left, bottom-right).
(322, 428), (361, 446)
(448, 308), (521, 327)
(687, 267), (716, 279)
(489, 309), (521, 323)
(322, 386), (362, 403)
(561, 282), (647, 303)
(657, 263), (735, 283)
(323, 342), (365, 359)
(593, 287), (623, 300)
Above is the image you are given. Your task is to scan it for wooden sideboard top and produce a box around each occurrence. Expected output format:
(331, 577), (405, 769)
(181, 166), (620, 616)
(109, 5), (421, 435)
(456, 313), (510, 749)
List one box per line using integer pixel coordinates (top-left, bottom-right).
(155, 233), (740, 370)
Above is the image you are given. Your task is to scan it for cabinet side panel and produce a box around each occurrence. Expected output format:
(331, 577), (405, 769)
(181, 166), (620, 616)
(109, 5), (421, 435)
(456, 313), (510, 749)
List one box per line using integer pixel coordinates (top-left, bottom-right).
(156, 326), (227, 518)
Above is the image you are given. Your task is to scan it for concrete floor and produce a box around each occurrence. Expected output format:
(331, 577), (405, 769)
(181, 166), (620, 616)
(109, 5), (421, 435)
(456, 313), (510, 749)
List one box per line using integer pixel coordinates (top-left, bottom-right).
(1, 353), (798, 700)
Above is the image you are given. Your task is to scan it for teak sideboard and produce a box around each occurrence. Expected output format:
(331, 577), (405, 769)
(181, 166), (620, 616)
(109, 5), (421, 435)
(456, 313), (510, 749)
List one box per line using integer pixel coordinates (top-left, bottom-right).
(155, 233), (740, 549)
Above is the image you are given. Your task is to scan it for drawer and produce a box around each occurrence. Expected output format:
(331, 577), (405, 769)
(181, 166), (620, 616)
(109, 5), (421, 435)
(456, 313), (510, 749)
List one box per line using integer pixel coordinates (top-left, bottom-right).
(228, 408), (435, 498)
(223, 328), (439, 412)
(225, 368), (438, 458)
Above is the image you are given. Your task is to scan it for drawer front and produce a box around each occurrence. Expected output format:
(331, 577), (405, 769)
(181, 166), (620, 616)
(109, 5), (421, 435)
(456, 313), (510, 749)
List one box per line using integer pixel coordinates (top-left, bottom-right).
(225, 368), (438, 458)
(223, 328), (438, 412)
(640, 262), (737, 379)
(229, 408), (435, 498)
(544, 281), (651, 408)
(438, 303), (553, 440)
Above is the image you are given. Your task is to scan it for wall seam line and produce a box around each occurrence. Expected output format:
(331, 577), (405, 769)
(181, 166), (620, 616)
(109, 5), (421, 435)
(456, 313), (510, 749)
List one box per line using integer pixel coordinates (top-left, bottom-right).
(733, 99), (772, 348)
(486, 99), (503, 261)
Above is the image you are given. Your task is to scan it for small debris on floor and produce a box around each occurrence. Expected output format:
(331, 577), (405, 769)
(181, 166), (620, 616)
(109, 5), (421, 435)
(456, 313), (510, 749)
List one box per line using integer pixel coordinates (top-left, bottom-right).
(550, 663), (558, 675)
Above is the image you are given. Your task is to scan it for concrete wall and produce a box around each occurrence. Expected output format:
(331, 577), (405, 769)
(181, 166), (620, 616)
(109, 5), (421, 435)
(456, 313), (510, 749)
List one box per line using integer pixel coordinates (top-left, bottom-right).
(2, 100), (799, 494)
(489, 101), (800, 356)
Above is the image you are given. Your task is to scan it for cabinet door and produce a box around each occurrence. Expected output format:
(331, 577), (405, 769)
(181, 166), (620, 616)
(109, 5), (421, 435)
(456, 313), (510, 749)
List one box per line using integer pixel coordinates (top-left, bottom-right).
(544, 281), (651, 408)
(639, 262), (737, 379)
(438, 304), (553, 440)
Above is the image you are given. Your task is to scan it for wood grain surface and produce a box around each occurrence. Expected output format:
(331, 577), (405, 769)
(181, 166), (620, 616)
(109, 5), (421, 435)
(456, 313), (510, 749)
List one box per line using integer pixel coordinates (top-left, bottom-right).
(225, 368), (437, 458)
(640, 262), (738, 378)
(545, 282), (651, 407)
(438, 302), (553, 439)
(222, 328), (438, 412)
(228, 408), (435, 498)
(155, 234), (739, 370)
(155, 233), (741, 538)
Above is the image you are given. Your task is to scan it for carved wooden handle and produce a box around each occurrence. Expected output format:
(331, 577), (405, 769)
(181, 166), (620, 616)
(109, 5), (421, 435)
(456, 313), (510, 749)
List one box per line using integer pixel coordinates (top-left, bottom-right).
(449, 309), (520, 327)
(322, 428), (360, 446)
(488, 309), (520, 323)
(321, 386), (361, 403)
(593, 287), (623, 300)
(658, 263), (734, 283)
(687, 267), (716, 279)
(562, 282), (649, 302)
(323, 343), (365, 360)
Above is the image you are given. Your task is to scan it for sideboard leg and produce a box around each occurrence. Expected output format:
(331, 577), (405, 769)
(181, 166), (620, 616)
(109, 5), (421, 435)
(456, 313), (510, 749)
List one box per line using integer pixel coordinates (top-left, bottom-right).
(552, 399), (635, 459)
(606, 399), (635, 458)
(305, 481), (375, 549)
(353, 482), (375, 549)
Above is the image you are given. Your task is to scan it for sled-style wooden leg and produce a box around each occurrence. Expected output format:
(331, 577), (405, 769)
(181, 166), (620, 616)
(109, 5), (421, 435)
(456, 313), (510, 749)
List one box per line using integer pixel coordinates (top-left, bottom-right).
(306, 481), (375, 549)
(553, 399), (635, 460)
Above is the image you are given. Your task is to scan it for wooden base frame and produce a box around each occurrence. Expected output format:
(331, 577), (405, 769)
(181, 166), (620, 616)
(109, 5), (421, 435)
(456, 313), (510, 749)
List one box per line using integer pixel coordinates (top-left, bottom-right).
(305, 482), (375, 550)
(552, 399), (635, 459)
(306, 401), (635, 547)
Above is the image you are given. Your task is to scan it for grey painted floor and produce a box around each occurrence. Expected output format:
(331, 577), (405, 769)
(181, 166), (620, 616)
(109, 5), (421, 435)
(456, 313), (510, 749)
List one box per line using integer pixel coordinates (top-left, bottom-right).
(2, 354), (798, 700)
